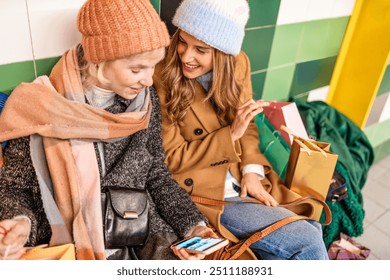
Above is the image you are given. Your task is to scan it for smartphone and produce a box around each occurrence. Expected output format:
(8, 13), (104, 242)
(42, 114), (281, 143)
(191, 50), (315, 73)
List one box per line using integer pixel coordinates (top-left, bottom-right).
(172, 236), (229, 255)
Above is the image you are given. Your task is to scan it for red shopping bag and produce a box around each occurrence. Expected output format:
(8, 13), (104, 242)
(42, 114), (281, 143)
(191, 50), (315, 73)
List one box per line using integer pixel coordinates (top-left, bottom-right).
(262, 102), (309, 146)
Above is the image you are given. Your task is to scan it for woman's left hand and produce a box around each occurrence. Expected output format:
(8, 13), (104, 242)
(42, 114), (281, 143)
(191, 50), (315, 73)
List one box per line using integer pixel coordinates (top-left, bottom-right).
(0, 218), (30, 259)
(171, 225), (218, 260)
(240, 173), (278, 207)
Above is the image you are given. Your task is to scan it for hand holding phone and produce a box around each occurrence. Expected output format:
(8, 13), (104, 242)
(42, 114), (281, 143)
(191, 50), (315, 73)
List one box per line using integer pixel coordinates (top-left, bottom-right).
(171, 236), (228, 255)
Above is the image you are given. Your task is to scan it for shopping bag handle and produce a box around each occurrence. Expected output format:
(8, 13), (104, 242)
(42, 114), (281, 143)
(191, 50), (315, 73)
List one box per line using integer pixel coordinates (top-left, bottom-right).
(280, 125), (328, 157)
(295, 138), (328, 157)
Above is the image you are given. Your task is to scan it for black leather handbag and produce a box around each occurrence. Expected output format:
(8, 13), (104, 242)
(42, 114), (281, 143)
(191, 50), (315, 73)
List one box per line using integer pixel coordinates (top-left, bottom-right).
(326, 170), (348, 202)
(101, 186), (149, 249)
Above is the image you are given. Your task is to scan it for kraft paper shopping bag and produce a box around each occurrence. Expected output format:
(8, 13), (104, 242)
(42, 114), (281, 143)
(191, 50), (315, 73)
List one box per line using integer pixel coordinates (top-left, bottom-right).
(22, 243), (75, 260)
(283, 126), (338, 221)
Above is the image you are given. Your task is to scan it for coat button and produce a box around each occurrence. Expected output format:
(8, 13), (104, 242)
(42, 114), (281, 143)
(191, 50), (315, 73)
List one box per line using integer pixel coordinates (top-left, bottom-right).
(194, 128), (203, 135)
(184, 178), (193, 186)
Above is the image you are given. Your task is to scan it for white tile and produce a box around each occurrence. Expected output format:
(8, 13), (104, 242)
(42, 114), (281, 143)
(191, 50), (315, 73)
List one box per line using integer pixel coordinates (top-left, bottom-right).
(306, 0), (335, 21)
(363, 181), (390, 209)
(307, 86), (329, 101)
(366, 252), (380, 260)
(354, 224), (390, 259)
(0, 0), (33, 64)
(361, 177), (377, 197)
(27, 0), (86, 11)
(362, 217), (371, 229)
(277, 0), (311, 25)
(331, 0), (356, 18)
(378, 154), (390, 170)
(27, 0), (84, 59)
(362, 196), (386, 224)
(367, 162), (387, 181)
(374, 211), (390, 235)
(376, 173), (390, 190)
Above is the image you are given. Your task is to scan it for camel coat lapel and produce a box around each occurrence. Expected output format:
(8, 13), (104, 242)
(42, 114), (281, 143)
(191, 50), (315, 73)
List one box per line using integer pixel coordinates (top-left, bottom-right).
(189, 83), (221, 134)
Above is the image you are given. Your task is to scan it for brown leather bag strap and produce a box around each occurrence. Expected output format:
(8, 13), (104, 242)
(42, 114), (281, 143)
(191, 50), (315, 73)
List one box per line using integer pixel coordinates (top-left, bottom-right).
(191, 195), (256, 205)
(191, 195), (332, 225)
(228, 215), (308, 260)
(279, 196), (332, 225)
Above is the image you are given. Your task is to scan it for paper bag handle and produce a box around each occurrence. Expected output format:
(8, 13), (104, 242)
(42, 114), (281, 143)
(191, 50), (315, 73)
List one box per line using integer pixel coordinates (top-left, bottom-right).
(295, 138), (328, 157)
(280, 125), (327, 157)
(280, 125), (296, 137)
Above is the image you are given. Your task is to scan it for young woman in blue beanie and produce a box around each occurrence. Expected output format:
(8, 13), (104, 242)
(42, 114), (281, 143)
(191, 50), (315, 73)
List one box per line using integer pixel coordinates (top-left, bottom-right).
(154, 0), (329, 260)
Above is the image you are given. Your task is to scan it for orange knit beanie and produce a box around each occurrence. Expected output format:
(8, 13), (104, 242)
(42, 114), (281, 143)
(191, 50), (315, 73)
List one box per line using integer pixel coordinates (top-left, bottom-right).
(77, 0), (170, 63)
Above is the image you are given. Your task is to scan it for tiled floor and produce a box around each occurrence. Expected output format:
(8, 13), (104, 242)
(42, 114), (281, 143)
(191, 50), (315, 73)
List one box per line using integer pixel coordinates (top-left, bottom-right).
(354, 154), (390, 260)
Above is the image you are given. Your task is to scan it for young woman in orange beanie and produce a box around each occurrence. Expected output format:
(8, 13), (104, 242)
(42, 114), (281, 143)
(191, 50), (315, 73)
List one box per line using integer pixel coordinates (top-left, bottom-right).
(0, 0), (215, 260)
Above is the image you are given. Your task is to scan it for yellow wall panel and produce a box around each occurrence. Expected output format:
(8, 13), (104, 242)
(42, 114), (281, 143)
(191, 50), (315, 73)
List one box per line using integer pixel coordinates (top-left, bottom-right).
(326, 0), (390, 128)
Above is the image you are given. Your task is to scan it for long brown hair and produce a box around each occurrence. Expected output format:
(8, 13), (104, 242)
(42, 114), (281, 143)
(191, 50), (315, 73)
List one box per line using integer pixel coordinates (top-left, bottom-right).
(161, 30), (242, 126)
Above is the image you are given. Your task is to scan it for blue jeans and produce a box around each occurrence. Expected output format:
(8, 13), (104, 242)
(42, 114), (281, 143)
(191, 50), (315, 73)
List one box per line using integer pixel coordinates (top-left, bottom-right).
(221, 196), (329, 260)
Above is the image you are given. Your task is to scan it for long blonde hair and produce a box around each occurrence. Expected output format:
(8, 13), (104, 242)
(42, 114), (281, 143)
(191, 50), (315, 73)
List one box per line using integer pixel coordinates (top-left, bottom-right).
(76, 44), (103, 91)
(162, 30), (242, 126)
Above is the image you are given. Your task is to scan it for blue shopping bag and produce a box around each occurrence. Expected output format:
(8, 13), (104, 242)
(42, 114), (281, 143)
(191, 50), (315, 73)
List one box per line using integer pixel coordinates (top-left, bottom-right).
(0, 92), (9, 150)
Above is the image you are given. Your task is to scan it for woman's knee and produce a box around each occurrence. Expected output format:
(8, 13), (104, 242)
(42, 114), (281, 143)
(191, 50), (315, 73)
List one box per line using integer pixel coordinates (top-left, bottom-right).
(291, 220), (328, 260)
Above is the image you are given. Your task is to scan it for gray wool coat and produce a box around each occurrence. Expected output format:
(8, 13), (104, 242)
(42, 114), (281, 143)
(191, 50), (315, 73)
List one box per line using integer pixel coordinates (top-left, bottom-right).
(0, 87), (207, 259)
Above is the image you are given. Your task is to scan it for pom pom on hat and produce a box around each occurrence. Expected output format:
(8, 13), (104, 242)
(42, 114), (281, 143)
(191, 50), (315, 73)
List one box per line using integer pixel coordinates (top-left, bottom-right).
(172, 0), (249, 55)
(78, 0), (170, 63)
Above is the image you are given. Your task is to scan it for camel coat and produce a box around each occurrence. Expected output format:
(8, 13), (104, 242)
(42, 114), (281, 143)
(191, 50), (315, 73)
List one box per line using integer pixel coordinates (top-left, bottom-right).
(154, 52), (316, 258)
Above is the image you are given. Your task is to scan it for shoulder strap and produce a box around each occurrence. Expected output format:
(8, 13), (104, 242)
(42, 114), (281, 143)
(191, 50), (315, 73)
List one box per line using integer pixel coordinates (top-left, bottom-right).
(191, 195), (332, 225)
(228, 215), (308, 260)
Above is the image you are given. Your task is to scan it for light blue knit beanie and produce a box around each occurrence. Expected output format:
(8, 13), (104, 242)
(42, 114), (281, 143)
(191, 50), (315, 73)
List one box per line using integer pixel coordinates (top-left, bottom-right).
(172, 0), (249, 56)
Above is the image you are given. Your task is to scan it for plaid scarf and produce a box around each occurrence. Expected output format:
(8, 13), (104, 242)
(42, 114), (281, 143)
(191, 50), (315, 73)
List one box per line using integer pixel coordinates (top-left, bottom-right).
(0, 46), (151, 259)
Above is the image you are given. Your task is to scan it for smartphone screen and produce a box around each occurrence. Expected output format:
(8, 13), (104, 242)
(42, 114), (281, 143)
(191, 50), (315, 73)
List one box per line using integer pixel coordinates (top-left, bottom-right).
(173, 237), (228, 255)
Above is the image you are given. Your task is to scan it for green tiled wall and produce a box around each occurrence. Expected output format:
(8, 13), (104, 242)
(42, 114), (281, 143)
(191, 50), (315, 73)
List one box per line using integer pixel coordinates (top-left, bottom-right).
(268, 23), (302, 67)
(242, 27), (276, 73)
(376, 138), (390, 162)
(290, 57), (337, 98)
(2, 0), (389, 162)
(251, 72), (267, 101)
(0, 61), (35, 94)
(151, 0), (351, 103)
(0, 0), (350, 102)
(36, 57), (61, 80)
(262, 65), (295, 101)
(0, 57), (60, 94)
(155, 1), (390, 163)
(365, 118), (390, 163)
(377, 64), (390, 96)
(247, 0), (280, 27)
(150, 0), (160, 11)
(244, 17), (349, 101)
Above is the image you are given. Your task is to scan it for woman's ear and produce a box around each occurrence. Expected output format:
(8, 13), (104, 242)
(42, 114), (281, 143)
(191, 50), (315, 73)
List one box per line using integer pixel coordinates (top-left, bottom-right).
(96, 62), (111, 88)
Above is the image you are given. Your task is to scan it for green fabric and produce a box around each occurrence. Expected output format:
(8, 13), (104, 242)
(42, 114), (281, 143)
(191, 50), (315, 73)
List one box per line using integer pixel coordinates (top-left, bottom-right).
(294, 100), (375, 248)
(255, 113), (290, 181)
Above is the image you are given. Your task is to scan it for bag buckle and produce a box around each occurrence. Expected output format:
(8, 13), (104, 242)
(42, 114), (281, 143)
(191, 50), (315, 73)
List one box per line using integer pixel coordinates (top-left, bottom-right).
(123, 211), (138, 219)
